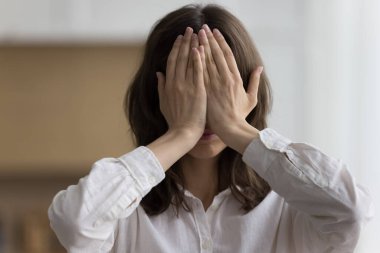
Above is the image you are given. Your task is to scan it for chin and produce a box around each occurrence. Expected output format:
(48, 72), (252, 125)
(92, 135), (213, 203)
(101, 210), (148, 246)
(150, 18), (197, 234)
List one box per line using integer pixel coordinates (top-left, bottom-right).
(186, 137), (227, 159)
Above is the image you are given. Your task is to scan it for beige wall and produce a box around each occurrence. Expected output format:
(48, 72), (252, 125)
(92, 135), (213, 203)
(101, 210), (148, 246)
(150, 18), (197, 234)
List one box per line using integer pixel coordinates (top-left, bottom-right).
(0, 45), (143, 176)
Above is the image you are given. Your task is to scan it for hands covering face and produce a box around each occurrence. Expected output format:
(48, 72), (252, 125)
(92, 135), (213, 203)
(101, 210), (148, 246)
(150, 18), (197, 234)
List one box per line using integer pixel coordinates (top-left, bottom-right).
(156, 25), (263, 142)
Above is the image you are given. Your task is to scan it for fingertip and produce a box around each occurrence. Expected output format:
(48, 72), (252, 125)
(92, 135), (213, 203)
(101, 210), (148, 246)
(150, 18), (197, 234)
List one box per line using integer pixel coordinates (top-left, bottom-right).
(190, 47), (196, 57)
(199, 45), (205, 53)
(191, 34), (199, 46)
(198, 29), (207, 39)
(258, 66), (264, 74)
(174, 35), (183, 45)
(156, 71), (164, 81)
(192, 47), (201, 59)
(202, 24), (211, 33)
(213, 28), (222, 37)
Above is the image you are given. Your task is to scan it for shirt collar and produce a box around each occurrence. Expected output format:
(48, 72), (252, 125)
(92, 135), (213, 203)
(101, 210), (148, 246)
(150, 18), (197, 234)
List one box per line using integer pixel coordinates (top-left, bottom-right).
(175, 183), (242, 200)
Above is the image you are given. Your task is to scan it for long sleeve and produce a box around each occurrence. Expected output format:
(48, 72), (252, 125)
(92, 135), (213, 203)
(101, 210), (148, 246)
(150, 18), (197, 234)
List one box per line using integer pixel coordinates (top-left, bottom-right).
(48, 146), (166, 252)
(242, 128), (374, 252)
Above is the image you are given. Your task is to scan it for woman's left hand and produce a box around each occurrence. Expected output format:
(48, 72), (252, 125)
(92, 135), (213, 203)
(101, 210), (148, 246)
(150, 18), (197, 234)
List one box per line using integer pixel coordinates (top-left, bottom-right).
(198, 24), (263, 140)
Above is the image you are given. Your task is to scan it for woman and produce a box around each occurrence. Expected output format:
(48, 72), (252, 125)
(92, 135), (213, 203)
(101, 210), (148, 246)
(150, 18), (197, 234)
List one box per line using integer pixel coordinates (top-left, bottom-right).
(48, 4), (372, 253)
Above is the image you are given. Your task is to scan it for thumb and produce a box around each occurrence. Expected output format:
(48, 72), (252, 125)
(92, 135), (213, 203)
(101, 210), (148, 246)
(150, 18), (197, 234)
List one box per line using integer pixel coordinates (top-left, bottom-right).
(247, 66), (263, 99)
(156, 72), (165, 97)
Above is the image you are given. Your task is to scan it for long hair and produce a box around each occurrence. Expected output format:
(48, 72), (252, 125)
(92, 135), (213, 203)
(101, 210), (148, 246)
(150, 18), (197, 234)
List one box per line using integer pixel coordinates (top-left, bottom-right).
(124, 4), (272, 216)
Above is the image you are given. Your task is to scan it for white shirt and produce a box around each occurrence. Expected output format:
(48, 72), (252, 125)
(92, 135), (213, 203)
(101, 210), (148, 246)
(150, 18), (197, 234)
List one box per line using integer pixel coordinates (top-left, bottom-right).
(48, 128), (373, 253)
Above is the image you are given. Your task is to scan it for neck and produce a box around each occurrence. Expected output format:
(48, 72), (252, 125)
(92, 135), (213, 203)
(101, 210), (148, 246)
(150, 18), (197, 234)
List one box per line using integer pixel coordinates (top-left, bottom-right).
(180, 154), (220, 209)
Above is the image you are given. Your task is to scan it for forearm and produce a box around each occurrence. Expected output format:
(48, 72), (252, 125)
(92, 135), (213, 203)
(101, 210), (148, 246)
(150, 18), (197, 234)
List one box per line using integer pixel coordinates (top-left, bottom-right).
(147, 129), (198, 172)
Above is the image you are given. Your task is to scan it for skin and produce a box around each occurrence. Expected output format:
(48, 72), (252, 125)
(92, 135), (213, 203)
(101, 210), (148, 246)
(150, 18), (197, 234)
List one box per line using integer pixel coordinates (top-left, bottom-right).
(147, 25), (263, 210)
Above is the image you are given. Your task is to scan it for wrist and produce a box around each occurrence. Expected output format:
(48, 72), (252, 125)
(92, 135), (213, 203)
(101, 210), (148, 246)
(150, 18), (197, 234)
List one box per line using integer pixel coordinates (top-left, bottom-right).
(167, 127), (201, 146)
(147, 127), (200, 172)
(219, 121), (260, 154)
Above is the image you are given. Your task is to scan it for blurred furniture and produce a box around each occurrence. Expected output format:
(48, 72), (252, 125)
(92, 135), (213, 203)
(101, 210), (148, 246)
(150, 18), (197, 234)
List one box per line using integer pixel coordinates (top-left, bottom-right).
(0, 45), (141, 253)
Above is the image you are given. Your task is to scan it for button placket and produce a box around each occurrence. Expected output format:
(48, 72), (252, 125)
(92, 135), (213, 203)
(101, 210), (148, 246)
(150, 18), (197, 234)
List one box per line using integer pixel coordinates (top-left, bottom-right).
(193, 200), (213, 252)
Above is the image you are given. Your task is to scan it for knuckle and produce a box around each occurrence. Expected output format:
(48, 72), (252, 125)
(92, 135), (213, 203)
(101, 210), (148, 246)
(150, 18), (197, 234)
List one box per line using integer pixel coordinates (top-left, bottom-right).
(233, 74), (242, 83)
(224, 48), (234, 58)
(167, 53), (177, 65)
(226, 78), (234, 86)
(215, 49), (223, 58)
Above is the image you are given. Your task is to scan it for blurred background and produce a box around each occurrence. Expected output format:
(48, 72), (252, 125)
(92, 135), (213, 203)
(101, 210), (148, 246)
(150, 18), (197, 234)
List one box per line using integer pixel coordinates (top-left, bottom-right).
(0, 0), (378, 252)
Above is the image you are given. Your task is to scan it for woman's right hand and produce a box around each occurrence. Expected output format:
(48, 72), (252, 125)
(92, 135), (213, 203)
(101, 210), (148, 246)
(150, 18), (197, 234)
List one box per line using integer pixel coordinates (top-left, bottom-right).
(156, 27), (206, 142)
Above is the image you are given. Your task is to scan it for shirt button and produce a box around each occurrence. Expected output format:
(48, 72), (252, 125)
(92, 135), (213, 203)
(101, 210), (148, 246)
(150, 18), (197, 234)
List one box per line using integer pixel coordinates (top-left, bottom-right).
(202, 239), (212, 250)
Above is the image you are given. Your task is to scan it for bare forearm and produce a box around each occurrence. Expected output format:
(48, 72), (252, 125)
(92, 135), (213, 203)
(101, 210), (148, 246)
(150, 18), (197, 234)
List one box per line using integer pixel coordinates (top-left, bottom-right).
(147, 129), (198, 172)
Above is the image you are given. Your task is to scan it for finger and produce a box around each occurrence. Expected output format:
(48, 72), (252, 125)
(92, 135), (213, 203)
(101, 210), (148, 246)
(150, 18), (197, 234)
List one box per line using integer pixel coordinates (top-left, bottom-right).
(198, 28), (218, 78)
(176, 27), (193, 80)
(199, 45), (209, 86)
(156, 71), (165, 99)
(186, 34), (198, 81)
(191, 33), (199, 48)
(202, 24), (229, 76)
(212, 28), (239, 75)
(247, 66), (263, 99)
(212, 28), (240, 77)
(166, 35), (183, 82)
(192, 48), (204, 88)
(199, 45), (206, 67)
(186, 47), (194, 83)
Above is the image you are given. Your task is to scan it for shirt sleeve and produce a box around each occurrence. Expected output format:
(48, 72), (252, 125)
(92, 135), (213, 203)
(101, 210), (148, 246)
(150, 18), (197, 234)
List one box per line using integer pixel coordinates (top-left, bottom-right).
(48, 146), (165, 253)
(242, 128), (374, 252)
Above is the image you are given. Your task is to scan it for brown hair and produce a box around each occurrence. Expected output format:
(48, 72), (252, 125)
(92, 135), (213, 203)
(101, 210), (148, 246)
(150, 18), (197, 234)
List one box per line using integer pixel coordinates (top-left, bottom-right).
(124, 4), (272, 216)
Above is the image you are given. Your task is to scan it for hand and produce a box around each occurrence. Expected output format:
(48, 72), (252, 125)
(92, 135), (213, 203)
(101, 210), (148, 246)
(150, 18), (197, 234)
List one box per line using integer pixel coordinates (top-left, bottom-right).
(198, 24), (263, 140)
(156, 27), (207, 141)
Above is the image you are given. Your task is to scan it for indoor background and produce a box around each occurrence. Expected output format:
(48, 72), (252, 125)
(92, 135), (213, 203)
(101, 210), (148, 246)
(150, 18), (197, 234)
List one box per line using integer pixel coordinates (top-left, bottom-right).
(0, 0), (379, 252)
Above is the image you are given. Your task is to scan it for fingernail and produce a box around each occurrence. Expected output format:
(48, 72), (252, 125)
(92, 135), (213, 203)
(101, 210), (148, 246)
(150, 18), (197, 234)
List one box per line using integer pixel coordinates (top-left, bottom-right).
(186, 27), (193, 34)
(176, 35), (183, 41)
(213, 28), (221, 36)
(199, 29), (206, 38)
(192, 34), (197, 40)
(202, 24), (211, 33)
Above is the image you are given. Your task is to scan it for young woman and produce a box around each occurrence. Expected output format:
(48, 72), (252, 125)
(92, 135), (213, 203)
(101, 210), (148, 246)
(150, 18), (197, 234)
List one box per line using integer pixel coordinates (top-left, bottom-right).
(48, 4), (372, 253)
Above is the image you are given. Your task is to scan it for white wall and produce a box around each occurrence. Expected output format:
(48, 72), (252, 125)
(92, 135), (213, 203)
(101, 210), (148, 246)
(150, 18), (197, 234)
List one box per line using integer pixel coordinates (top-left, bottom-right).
(301, 1), (380, 252)
(0, 0), (238, 43)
